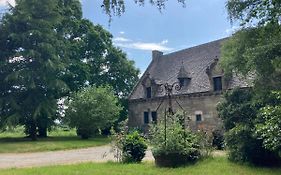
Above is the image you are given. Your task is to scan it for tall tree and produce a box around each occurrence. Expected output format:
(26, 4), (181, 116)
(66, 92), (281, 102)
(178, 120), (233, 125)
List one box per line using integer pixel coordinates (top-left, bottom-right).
(61, 19), (139, 128)
(0, 0), (139, 139)
(219, 0), (281, 163)
(0, 0), (68, 140)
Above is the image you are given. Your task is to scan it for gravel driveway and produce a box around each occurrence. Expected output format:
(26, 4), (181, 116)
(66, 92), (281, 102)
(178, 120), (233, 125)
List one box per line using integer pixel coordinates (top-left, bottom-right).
(0, 145), (225, 169)
(0, 145), (154, 169)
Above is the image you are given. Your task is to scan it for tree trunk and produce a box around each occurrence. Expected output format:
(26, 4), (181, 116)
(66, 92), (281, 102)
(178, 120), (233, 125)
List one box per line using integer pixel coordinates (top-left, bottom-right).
(30, 120), (37, 141)
(38, 126), (47, 138)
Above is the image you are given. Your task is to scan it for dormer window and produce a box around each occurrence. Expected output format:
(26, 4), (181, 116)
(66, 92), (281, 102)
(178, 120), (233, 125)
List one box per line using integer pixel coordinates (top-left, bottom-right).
(213, 76), (222, 91)
(177, 63), (191, 88)
(178, 78), (185, 87)
(178, 77), (191, 87)
(142, 73), (154, 99)
(146, 87), (152, 98)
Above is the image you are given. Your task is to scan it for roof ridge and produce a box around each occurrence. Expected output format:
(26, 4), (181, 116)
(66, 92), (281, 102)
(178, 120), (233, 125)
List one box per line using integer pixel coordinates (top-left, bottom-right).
(163, 37), (228, 57)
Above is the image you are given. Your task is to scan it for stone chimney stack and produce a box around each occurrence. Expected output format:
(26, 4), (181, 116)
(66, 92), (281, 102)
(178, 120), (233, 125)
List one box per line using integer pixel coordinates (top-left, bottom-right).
(152, 50), (163, 61)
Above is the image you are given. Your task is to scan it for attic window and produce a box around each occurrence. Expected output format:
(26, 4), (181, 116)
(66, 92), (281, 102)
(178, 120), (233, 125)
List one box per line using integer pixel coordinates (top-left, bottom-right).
(178, 78), (185, 87)
(146, 87), (152, 98)
(178, 77), (190, 87)
(213, 77), (222, 91)
(177, 64), (191, 88)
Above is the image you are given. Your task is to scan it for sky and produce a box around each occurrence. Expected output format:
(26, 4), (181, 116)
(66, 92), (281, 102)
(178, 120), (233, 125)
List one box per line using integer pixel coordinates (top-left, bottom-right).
(0, 0), (237, 73)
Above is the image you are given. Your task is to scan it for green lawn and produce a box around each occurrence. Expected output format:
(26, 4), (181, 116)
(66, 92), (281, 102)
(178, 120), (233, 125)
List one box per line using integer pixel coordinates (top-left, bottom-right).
(0, 127), (110, 153)
(1, 157), (281, 175)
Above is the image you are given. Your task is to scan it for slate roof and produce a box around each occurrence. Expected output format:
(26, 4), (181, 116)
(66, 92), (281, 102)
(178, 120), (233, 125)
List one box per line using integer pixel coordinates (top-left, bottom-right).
(129, 38), (253, 100)
(177, 64), (191, 79)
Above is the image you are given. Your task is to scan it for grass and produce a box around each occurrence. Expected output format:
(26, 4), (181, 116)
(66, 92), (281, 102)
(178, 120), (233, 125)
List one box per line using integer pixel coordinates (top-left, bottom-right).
(0, 127), (110, 153)
(1, 157), (281, 175)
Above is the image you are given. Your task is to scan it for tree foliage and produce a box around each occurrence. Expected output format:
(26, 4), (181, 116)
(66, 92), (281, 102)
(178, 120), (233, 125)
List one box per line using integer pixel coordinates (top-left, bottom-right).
(0, 0), (139, 139)
(0, 0), (68, 140)
(226, 0), (281, 26)
(217, 88), (257, 130)
(101, 0), (186, 19)
(221, 23), (281, 91)
(65, 86), (122, 139)
(255, 91), (281, 156)
(61, 19), (139, 97)
(217, 88), (281, 165)
(221, 1), (281, 163)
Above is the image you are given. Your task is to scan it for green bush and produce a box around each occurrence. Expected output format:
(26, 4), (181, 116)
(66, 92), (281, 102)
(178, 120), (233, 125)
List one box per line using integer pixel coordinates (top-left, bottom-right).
(65, 86), (122, 139)
(225, 124), (280, 166)
(212, 128), (224, 150)
(255, 91), (281, 156)
(197, 130), (214, 158)
(217, 88), (281, 166)
(149, 112), (201, 166)
(121, 131), (148, 163)
(111, 127), (147, 163)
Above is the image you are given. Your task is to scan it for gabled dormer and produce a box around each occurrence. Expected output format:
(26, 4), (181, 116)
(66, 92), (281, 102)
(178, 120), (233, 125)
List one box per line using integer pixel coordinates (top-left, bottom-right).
(206, 57), (228, 92)
(177, 64), (191, 88)
(142, 73), (158, 99)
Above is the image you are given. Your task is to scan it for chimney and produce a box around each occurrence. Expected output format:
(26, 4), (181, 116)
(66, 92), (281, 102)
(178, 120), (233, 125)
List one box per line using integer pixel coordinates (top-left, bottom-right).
(152, 50), (163, 61)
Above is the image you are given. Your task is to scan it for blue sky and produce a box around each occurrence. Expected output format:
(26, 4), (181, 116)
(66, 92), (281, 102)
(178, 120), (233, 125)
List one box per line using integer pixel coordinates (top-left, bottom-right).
(0, 0), (236, 73)
(85, 0), (236, 73)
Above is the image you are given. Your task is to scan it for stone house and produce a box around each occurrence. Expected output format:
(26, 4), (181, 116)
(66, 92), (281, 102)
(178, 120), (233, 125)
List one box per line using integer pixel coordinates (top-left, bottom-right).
(128, 38), (252, 132)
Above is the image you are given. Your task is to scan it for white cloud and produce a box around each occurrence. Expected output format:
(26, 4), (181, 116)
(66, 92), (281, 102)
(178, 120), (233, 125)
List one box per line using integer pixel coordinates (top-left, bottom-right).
(160, 39), (168, 45)
(0, 0), (15, 7)
(113, 34), (173, 51)
(119, 31), (125, 35)
(113, 37), (131, 42)
(114, 40), (173, 52)
(113, 35), (173, 52)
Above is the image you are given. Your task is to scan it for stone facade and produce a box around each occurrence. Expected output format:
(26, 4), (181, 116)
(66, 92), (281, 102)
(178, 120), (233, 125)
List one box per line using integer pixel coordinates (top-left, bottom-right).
(128, 38), (252, 132)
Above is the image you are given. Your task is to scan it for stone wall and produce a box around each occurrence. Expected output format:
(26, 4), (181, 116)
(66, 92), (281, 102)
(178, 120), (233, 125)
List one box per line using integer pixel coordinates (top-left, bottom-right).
(128, 92), (223, 132)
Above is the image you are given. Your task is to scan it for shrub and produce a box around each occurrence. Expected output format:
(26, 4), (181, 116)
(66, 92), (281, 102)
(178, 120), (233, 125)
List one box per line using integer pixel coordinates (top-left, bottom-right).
(121, 131), (148, 163)
(225, 124), (280, 166)
(197, 130), (214, 158)
(212, 128), (224, 150)
(111, 127), (147, 163)
(65, 86), (122, 139)
(149, 112), (201, 167)
(217, 88), (281, 166)
(255, 91), (281, 156)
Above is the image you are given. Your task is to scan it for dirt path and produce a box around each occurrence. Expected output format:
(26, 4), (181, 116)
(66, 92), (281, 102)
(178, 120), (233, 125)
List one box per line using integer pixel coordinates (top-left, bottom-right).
(0, 146), (225, 169)
(0, 145), (154, 169)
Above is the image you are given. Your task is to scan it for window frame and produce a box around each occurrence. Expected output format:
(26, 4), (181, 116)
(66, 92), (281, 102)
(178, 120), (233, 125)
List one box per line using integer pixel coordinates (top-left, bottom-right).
(151, 111), (157, 123)
(144, 112), (149, 124)
(196, 114), (202, 122)
(213, 76), (222, 91)
(146, 87), (152, 98)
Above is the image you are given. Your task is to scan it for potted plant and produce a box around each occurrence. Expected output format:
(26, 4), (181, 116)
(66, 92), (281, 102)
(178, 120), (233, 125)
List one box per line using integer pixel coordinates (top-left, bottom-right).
(149, 112), (201, 167)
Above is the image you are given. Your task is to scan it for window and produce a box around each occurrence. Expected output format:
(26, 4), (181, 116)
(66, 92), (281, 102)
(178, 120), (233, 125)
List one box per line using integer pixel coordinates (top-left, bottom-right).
(151, 111), (157, 123)
(178, 78), (185, 87)
(178, 78), (190, 87)
(213, 77), (222, 91)
(146, 87), (152, 98)
(144, 112), (149, 124)
(196, 114), (202, 122)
